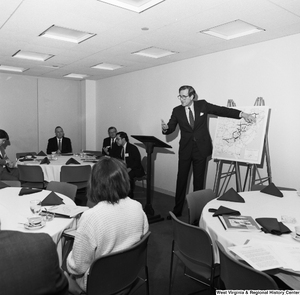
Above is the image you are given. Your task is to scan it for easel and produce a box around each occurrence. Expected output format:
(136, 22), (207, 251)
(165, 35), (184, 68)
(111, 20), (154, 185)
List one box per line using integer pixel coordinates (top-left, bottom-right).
(213, 99), (243, 196)
(213, 97), (271, 196)
(243, 97), (272, 191)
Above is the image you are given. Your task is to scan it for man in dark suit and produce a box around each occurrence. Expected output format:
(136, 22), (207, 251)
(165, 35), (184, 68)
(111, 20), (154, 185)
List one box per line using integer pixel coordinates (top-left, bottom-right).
(116, 131), (145, 198)
(162, 85), (256, 218)
(0, 129), (19, 180)
(47, 126), (72, 154)
(102, 126), (122, 158)
(0, 230), (68, 295)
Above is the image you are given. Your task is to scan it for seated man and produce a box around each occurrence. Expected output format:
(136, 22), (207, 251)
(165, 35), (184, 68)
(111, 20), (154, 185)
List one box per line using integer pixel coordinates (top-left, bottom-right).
(0, 230), (68, 295)
(47, 126), (72, 154)
(0, 129), (19, 180)
(115, 131), (145, 198)
(102, 126), (122, 158)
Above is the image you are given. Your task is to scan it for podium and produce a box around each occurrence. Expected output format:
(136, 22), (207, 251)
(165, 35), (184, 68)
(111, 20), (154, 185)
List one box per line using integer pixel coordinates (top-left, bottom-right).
(131, 135), (172, 223)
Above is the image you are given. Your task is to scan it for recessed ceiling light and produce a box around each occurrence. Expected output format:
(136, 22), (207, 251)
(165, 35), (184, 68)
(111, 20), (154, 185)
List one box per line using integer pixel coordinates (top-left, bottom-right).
(64, 73), (89, 79)
(39, 25), (96, 44)
(98, 0), (165, 13)
(0, 65), (28, 72)
(132, 47), (177, 59)
(91, 63), (123, 70)
(200, 20), (265, 40)
(12, 50), (54, 61)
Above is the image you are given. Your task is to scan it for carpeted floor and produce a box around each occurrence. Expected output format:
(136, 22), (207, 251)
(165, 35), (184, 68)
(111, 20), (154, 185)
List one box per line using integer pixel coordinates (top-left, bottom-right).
(133, 186), (213, 295)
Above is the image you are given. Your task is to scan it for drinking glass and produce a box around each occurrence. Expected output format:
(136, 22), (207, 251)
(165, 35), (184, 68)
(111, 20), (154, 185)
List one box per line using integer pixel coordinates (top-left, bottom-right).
(30, 200), (42, 216)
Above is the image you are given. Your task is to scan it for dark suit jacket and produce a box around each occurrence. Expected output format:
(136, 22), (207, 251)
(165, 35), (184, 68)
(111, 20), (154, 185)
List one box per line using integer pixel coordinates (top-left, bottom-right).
(47, 137), (72, 154)
(121, 142), (145, 178)
(164, 100), (241, 159)
(102, 137), (122, 158)
(0, 230), (68, 295)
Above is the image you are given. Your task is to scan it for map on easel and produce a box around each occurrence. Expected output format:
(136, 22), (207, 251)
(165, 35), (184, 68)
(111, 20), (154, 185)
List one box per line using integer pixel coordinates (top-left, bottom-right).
(212, 106), (270, 164)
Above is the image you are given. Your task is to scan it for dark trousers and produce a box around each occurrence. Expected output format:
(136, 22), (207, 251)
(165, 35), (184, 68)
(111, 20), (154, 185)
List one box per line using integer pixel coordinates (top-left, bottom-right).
(173, 142), (208, 216)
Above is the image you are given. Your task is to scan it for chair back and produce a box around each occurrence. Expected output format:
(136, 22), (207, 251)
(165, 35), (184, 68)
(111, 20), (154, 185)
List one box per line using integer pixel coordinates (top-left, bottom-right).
(251, 184), (296, 191)
(216, 241), (278, 289)
(186, 189), (216, 225)
(18, 165), (46, 188)
(46, 181), (77, 201)
(169, 212), (215, 280)
(16, 152), (37, 159)
(86, 231), (151, 295)
(1, 180), (21, 187)
(60, 165), (91, 188)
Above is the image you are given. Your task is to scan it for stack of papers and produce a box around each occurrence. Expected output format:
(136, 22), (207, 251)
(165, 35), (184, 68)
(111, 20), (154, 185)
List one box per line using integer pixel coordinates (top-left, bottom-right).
(228, 240), (300, 272)
(43, 204), (89, 218)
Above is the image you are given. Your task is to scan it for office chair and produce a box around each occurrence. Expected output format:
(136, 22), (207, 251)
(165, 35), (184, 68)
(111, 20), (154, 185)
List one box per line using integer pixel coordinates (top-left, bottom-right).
(169, 212), (219, 295)
(60, 165), (91, 190)
(46, 181), (77, 201)
(216, 241), (278, 289)
(86, 232), (151, 295)
(186, 189), (216, 226)
(18, 165), (47, 189)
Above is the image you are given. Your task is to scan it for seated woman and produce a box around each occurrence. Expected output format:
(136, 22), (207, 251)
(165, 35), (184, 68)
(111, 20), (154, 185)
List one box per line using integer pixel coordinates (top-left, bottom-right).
(66, 156), (149, 294)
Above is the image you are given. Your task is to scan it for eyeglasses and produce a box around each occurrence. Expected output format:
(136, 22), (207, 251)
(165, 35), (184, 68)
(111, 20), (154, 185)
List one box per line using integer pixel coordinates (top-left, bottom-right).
(177, 95), (190, 100)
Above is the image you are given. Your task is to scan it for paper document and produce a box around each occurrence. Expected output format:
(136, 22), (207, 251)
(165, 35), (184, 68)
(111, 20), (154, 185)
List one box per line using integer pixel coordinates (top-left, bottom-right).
(45, 205), (89, 218)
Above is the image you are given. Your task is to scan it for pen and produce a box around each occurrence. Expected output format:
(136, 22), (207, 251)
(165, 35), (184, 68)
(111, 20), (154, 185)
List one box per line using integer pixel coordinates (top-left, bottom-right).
(218, 216), (227, 230)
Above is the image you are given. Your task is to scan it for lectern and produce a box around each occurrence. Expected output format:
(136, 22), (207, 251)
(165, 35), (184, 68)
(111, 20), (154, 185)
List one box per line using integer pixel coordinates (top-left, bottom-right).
(131, 135), (172, 223)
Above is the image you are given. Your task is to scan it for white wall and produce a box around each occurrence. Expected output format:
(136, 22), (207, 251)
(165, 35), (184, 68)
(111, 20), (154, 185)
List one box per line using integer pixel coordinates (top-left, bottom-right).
(95, 33), (300, 195)
(0, 74), (83, 160)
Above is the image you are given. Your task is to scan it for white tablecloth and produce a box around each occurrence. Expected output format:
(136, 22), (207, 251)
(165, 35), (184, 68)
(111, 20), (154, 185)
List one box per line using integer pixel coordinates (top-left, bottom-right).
(200, 190), (300, 289)
(17, 155), (94, 182)
(0, 187), (76, 244)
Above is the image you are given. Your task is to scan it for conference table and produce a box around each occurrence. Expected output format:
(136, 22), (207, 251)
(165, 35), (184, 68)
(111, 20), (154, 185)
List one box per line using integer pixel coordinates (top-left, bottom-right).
(0, 187), (78, 263)
(200, 190), (300, 289)
(17, 154), (96, 182)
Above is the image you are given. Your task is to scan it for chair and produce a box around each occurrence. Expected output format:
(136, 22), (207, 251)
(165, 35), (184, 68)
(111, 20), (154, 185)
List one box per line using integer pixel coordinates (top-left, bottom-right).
(16, 152), (37, 159)
(18, 165), (47, 189)
(1, 180), (21, 187)
(60, 165), (92, 190)
(46, 181), (77, 201)
(251, 184), (296, 191)
(216, 241), (278, 289)
(60, 165), (92, 205)
(169, 212), (219, 295)
(186, 189), (216, 226)
(86, 231), (151, 295)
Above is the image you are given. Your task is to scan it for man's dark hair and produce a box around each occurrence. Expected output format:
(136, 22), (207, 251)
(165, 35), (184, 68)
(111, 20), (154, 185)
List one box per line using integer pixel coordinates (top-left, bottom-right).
(179, 85), (196, 99)
(108, 126), (117, 132)
(116, 131), (129, 143)
(0, 129), (9, 140)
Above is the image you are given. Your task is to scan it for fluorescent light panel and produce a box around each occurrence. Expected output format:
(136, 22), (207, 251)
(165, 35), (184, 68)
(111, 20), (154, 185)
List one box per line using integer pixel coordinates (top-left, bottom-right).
(40, 25), (96, 44)
(200, 20), (265, 40)
(0, 65), (28, 72)
(64, 73), (89, 79)
(92, 63), (123, 70)
(12, 50), (54, 61)
(132, 47), (177, 58)
(98, 0), (165, 13)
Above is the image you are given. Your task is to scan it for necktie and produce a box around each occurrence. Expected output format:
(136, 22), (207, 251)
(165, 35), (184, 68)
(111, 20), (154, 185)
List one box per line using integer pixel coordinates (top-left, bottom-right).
(58, 139), (62, 151)
(121, 147), (125, 161)
(188, 107), (194, 129)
